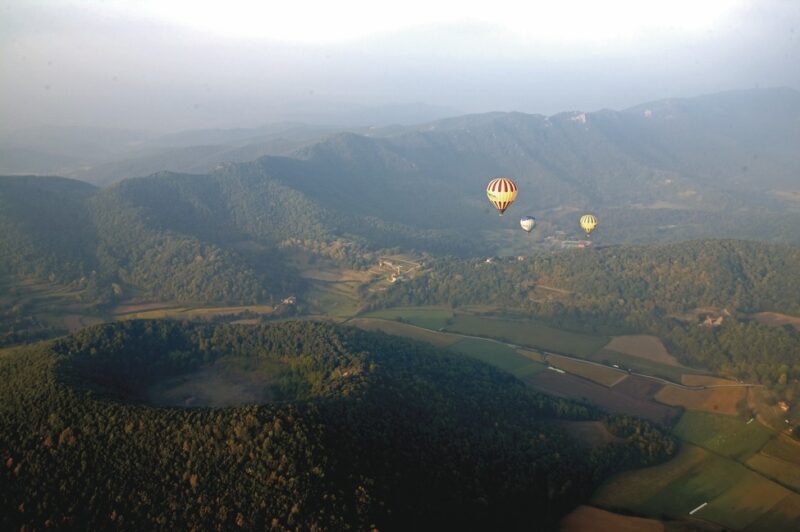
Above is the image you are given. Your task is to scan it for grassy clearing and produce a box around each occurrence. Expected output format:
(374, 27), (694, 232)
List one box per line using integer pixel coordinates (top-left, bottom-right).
(146, 356), (284, 408)
(306, 281), (362, 319)
(746, 452), (800, 492)
(557, 421), (622, 448)
(111, 302), (177, 315)
(751, 311), (800, 329)
(655, 385), (747, 416)
(359, 306), (453, 330)
(443, 315), (608, 358)
(547, 354), (626, 387)
(560, 505), (664, 532)
(674, 411), (774, 461)
(347, 318), (459, 348)
(604, 335), (681, 366)
(447, 338), (547, 379)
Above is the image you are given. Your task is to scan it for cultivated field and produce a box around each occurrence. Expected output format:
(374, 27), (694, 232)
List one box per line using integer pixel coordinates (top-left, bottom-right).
(347, 318), (460, 348)
(305, 281), (361, 319)
(759, 434), (800, 466)
(604, 335), (681, 366)
(592, 348), (689, 383)
(115, 305), (274, 321)
(525, 371), (678, 424)
(674, 411), (774, 461)
(515, 348), (546, 363)
(743, 493), (800, 531)
(547, 354), (627, 387)
(559, 505), (664, 532)
(746, 452), (800, 491)
(655, 385), (747, 416)
(681, 375), (738, 386)
(593, 443), (800, 531)
(443, 315), (609, 357)
(359, 306), (453, 330)
(448, 338), (547, 379)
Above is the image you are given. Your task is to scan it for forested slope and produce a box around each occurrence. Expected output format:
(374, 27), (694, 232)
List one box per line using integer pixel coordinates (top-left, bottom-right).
(0, 320), (675, 530)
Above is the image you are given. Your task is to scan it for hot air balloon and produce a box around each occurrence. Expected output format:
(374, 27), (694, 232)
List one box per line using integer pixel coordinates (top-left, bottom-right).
(520, 216), (536, 233)
(580, 214), (598, 237)
(486, 177), (518, 215)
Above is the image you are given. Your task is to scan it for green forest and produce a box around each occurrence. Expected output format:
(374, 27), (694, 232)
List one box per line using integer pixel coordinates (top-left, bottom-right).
(0, 321), (675, 530)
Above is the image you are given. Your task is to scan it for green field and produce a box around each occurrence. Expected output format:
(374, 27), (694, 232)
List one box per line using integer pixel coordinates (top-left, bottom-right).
(593, 444), (798, 531)
(746, 452), (800, 492)
(347, 318), (460, 348)
(360, 306), (453, 329)
(674, 411), (774, 461)
(744, 493), (800, 532)
(447, 338), (547, 379)
(759, 434), (800, 466)
(443, 315), (608, 358)
(306, 281), (362, 319)
(591, 349), (690, 383)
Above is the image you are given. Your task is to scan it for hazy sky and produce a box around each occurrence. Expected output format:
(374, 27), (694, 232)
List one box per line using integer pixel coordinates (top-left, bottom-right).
(1, 0), (798, 133)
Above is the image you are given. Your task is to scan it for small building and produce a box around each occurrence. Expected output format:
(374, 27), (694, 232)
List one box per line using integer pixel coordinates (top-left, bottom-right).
(779, 400), (791, 412)
(282, 296), (296, 306)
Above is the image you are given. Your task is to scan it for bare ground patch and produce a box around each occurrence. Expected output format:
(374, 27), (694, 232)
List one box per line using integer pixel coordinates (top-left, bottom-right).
(604, 335), (680, 366)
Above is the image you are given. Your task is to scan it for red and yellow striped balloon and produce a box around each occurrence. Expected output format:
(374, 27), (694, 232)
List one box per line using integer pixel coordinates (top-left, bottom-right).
(486, 177), (518, 215)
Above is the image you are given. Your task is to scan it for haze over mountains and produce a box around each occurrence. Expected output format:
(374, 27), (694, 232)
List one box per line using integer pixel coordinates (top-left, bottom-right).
(2, 87), (800, 311)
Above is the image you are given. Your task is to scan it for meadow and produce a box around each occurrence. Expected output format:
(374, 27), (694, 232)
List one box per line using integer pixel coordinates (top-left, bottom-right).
(674, 411), (774, 461)
(442, 315), (608, 357)
(359, 306), (454, 329)
(447, 338), (547, 379)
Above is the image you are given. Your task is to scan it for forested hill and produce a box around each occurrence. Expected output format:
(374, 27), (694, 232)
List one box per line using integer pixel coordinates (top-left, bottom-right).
(372, 239), (800, 316)
(0, 173), (473, 305)
(0, 320), (675, 530)
(369, 240), (800, 387)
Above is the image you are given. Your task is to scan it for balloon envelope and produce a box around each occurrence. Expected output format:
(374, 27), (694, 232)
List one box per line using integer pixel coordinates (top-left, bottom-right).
(580, 214), (598, 236)
(486, 177), (518, 215)
(520, 216), (536, 233)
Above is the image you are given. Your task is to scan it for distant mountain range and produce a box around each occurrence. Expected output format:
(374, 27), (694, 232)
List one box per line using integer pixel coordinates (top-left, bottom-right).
(2, 88), (800, 304)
